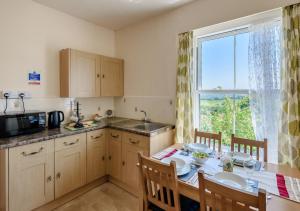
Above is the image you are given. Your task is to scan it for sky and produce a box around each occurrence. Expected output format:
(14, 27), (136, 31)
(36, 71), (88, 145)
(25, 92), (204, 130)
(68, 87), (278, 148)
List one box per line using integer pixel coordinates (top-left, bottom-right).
(197, 32), (249, 90)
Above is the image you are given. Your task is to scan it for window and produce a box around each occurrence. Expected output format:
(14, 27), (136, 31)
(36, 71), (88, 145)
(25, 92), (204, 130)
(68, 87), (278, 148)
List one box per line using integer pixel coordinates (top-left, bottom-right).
(195, 29), (255, 146)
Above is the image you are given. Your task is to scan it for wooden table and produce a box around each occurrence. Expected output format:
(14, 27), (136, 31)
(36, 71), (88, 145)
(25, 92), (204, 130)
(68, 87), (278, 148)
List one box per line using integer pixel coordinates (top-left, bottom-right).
(140, 144), (300, 211)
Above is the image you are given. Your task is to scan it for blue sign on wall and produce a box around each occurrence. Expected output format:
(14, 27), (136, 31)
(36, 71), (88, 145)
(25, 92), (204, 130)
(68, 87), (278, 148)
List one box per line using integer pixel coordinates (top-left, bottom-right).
(28, 71), (41, 85)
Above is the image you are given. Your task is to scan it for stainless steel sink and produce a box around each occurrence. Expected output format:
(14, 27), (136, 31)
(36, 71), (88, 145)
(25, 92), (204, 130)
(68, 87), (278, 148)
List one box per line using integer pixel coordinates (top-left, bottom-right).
(132, 122), (166, 131)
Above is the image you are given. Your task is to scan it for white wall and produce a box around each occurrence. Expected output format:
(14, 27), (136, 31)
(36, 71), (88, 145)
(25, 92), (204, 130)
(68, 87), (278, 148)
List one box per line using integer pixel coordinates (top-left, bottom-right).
(115, 0), (300, 124)
(0, 0), (115, 121)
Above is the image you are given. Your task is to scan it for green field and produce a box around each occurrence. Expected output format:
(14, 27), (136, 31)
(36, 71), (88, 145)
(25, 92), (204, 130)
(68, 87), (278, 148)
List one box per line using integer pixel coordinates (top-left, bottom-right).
(199, 95), (255, 146)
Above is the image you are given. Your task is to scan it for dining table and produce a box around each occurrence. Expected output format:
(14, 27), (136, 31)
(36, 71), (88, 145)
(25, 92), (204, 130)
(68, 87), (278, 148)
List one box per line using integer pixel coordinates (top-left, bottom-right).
(139, 143), (300, 211)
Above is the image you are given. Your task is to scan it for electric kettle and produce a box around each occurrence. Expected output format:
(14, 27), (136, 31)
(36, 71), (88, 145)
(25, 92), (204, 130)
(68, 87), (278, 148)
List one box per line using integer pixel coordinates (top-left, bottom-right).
(48, 111), (64, 129)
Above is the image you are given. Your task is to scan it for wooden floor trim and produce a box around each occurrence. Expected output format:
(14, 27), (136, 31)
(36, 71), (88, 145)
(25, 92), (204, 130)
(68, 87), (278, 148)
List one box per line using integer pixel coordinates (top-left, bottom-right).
(34, 176), (108, 211)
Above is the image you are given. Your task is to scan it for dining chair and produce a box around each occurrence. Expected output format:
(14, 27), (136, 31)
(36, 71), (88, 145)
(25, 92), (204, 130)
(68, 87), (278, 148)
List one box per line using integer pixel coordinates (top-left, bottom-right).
(231, 134), (268, 162)
(194, 129), (222, 152)
(138, 152), (181, 211)
(198, 170), (266, 211)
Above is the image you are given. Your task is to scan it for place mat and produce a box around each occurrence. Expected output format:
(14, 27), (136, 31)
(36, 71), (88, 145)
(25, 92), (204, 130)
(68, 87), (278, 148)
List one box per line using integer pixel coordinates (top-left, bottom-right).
(252, 171), (300, 203)
(179, 166), (199, 182)
(232, 167), (300, 203)
(152, 148), (178, 160)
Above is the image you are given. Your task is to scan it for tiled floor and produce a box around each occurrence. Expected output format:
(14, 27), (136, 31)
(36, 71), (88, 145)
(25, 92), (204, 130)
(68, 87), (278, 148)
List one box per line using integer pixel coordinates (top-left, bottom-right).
(54, 183), (139, 211)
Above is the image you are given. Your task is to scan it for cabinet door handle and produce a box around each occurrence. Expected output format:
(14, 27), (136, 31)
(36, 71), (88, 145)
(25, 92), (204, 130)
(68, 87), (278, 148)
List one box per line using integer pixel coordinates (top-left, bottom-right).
(97, 74), (100, 78)
(21, 147), (44, 157)
(56, 172), (61, 179)
(47, 176), (52, 182)
(122, 161), (125, 166)
(102, 74), (105, 79)
(108, 155), (112, 160)
(91, 134), (103, 140)
(63, 139), (79, 146)
(102, 156), (105, 161)
(111, 134), (119, 139)
(129, 138), (139, 145)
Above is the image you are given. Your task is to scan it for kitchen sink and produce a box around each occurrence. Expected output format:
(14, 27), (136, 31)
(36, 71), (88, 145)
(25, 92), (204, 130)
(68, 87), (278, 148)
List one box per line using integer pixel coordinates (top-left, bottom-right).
(132, 122), (166, 131)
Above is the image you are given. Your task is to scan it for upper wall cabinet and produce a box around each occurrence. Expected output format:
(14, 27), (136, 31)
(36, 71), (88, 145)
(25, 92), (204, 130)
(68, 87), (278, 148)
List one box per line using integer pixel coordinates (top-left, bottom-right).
(60, 48), (124, 98)
(101, 56), (124, 97)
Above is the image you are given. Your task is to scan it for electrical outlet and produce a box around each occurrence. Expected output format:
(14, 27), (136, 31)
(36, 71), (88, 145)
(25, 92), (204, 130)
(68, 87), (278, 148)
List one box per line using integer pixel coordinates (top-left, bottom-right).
(0, 90), (18, 99)
(0, 91), (31, 99)
(17, 91), (31, 99)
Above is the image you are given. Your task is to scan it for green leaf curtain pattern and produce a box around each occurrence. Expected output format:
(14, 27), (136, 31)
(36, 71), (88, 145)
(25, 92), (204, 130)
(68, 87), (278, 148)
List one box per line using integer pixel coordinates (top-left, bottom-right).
(279, 3), (300, 169)
(175, 32), (194, 144)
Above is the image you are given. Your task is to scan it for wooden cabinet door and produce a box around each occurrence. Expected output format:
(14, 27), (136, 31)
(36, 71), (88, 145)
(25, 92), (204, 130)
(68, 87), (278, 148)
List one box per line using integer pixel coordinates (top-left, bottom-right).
(122, 133), (149, 192)
(9, 140), (54, 211)
(70, 49), (100, 97)
(87, 129), (106, 183)
(100, 56), (124, 96)
(107, 129), (122, 180)
(55, 133), (86, 198)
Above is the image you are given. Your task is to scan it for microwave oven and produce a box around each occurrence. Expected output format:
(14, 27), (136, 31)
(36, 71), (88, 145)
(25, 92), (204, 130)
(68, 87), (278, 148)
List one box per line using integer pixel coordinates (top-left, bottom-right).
(0, 111), (46, 138)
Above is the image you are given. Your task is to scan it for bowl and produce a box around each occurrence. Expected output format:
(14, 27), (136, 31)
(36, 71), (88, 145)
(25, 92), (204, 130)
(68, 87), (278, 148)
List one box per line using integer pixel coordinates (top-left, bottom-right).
(192, 152), (209, 164)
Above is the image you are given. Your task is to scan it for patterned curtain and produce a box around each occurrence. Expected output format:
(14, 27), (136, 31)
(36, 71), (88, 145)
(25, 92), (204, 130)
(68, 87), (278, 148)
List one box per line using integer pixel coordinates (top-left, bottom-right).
(279, 3), (300, 169)
(175, 32), (194, 144)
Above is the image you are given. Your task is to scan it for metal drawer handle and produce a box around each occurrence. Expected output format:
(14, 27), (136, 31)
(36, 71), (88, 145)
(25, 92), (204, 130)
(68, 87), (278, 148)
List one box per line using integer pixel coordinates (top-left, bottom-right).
(63, 139), (79, 146)
(21, 147), (44, 157)
(129, 138), (139, 144)
(111, 134), (119, 139)
(91, 134), (103, 139)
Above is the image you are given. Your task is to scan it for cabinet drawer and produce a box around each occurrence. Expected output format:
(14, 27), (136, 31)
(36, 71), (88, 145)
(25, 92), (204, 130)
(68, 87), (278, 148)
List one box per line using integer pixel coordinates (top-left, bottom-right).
(55, 133), (86, 152)
(9, 140), (53, 160)
(123, 132), (149, 149)
(87, 129), (105, 144)
(108, 129), (122, 142)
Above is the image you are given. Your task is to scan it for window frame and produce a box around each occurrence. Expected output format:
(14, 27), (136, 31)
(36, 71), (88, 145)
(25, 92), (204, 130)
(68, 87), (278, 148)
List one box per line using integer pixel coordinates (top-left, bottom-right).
(192, 8), (282, 130)
(194, 28), (250, 132)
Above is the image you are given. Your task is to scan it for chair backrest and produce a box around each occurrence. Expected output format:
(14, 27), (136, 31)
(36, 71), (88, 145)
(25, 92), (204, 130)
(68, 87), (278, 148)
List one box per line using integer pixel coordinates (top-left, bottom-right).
(198, 171), (266, 211)
(231, 134), (268, 162)
(194, 129), (222, 152)
(138, 152), (180, 211)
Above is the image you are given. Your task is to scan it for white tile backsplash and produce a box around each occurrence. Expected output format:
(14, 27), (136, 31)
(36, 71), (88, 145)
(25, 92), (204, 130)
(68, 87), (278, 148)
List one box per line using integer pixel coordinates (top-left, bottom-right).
(0, 97), (114, 123)
(114, 96), (175, 124)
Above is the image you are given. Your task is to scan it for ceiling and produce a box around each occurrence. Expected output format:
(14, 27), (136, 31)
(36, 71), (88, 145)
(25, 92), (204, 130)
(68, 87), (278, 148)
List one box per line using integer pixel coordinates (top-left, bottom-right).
(34, 0), (196, 30)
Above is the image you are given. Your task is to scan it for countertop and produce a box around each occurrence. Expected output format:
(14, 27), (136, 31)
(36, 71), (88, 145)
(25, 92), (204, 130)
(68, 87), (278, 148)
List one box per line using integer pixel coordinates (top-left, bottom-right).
(0, 117), (174, 150)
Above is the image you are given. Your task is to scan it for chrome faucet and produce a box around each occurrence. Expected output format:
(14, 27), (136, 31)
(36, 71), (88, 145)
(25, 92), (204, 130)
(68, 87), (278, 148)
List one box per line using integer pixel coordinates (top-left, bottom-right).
(140, 110), (150, 122)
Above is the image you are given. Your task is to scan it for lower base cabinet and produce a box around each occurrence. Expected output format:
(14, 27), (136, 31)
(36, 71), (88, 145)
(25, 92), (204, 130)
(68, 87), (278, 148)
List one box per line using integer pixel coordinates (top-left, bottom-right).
(122, 132), (149, 192)
(54, 133), (87, 198)
(1, 127), (173, 211)
(107, 129), (122, 180)
(9, 140), (54, 211)
(87, 129), (106, 183)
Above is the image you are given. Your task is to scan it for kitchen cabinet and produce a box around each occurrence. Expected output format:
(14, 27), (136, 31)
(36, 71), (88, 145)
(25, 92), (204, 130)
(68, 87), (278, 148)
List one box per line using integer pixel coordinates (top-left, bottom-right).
(100, 56), (124, 96)
(121, 132), (149, 192)
(8, 140), (54, 211)
(60, 49), (100, 98)
(54, 133), (86, 198)
(107, 129), (122, 180)
(87, 129), (106, 183)
(60, 48), (124, 97)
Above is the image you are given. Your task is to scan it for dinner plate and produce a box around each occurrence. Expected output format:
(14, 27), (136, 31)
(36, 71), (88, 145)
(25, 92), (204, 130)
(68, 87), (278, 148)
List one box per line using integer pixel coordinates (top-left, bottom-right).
(177, 165), (191, 176)
(187, 143), (213, 154)
(161, 157), (191, 176)
(213, 172), (247, 189)
(161, 157), (186, 171)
